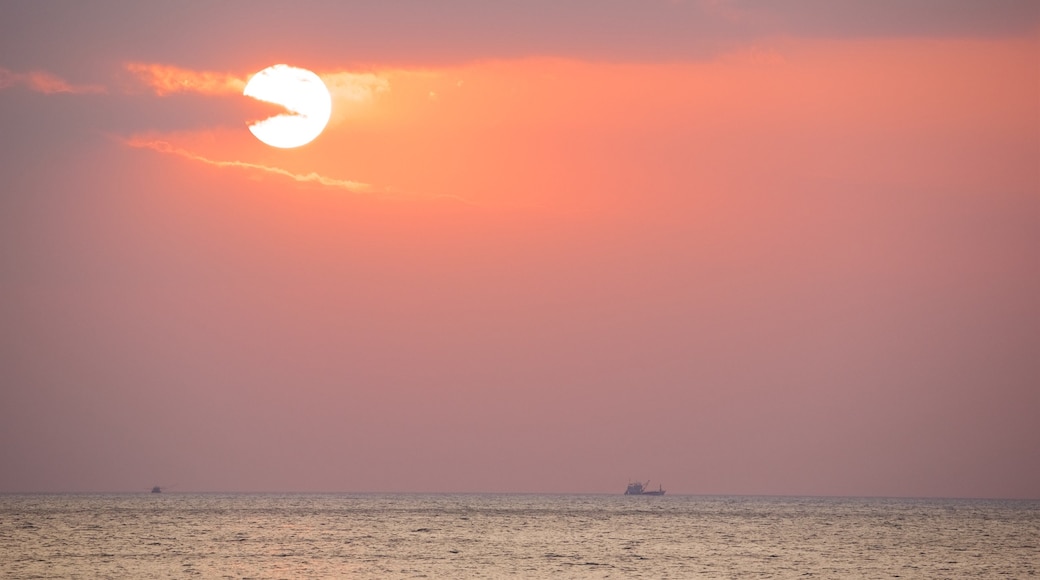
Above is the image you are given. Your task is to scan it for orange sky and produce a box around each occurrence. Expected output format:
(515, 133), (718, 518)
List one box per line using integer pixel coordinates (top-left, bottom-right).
(114, 37), (1037, 210)
(1, 2), (1038, 497)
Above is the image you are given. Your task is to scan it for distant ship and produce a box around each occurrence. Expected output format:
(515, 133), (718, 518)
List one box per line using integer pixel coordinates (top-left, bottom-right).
(151, 486), (163, 493)
(625, 481), (665, 496)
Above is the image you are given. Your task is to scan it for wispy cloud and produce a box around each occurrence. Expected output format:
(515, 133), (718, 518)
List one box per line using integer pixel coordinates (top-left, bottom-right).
(124, 137), (471, 204)
(322, 71), (390, 102)
(124, 137), (377, 193)
(126, 63), (393, 128)
(126, 62), (246, 96)
(322, 71), (391, 124)
(0, 67), (106, 94)
(127, 62), (392, 103)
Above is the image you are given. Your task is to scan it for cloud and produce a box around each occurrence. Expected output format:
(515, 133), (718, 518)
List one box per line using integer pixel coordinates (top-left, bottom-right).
(128, 63), (392, 102)
(319, 71), (392, 125)
(126, 63), (392, 126)
(726, 0), (1040, 39)
(114, 64), (422, 199)
(322, 71), (390, 102)
(123, 137), (470, 204)
(124, 137), (377, 193)
(0, 67), (106, 94)
(126, 62), (246, 96)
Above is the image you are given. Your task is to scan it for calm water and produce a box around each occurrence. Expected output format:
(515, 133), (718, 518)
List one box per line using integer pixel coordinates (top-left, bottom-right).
(1, 493), (1037, 578)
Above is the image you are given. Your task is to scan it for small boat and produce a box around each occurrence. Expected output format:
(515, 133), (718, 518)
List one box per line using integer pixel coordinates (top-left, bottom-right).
(625, 480), (665, 495)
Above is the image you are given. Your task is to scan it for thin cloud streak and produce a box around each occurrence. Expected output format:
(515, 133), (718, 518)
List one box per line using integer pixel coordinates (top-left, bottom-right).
(125, 137), (377, 193)
(322, 72), (390, 102)
(127, 62), (393, 103)
(125, 62), (247, 96)
(322, 71), (391, 125)
(125, 62), (393, 128)
(0, 67), (106, 94)
(122, 137), (468, 203)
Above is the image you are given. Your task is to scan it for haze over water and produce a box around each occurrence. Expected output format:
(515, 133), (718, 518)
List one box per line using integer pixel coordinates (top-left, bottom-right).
(2, 493), (1038, 578)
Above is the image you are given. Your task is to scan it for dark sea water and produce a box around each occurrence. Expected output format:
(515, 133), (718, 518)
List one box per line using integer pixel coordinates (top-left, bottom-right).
(1, 493), (1037, 578)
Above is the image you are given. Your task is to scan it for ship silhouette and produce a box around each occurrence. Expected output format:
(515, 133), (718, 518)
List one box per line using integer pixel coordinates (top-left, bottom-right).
(625, 480), (665, 495)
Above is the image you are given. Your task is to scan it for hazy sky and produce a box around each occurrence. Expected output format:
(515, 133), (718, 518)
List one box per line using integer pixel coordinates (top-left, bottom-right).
(1, 1), (1037, 497)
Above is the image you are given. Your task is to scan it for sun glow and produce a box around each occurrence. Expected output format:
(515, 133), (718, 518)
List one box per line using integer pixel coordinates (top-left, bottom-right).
(243, 64), (332, 149)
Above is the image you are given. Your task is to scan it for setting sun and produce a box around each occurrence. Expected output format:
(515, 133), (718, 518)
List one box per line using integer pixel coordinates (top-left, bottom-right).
(243, 64), (331, 148)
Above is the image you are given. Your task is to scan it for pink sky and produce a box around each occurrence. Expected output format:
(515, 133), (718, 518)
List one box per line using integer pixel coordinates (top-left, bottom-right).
(1, 1), (1038, 497)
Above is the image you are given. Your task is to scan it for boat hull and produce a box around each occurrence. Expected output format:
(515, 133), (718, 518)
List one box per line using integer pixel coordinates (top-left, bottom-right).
(624, 481), (665, 495)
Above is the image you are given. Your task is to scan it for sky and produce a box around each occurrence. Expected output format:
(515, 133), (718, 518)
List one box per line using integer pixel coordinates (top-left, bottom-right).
(0, 1), (1037, 498)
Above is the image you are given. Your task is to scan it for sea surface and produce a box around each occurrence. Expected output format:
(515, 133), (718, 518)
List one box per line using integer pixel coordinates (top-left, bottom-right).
(1, 493), (1037, 579)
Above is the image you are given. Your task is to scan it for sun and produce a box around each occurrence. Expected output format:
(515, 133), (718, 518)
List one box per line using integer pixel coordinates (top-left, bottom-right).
(243, 64), (332, 149)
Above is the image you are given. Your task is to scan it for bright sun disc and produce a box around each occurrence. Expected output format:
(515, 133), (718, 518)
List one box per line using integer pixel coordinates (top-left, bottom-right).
(244, 64), (332, 149)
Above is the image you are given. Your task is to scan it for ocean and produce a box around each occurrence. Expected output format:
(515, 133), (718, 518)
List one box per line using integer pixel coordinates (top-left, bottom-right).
(1, 493), (1037, 578)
